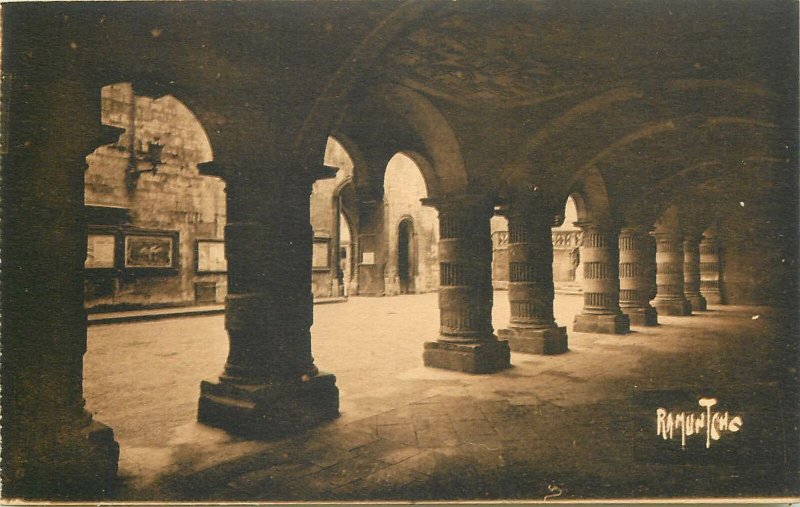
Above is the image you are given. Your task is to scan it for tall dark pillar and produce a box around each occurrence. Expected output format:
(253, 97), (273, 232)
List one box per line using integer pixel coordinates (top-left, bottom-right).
(497, 204), (568, 354)
(1, 56), (118, 497)
(355, 191), (386, 296)
(573, 222), (630, 334)
(700, 233), (724, 304)
(198, 166), (339, 437)
(651, 231), (693, 316)
(618, 226), (659, 326)
(683, 234), (708, 311)
(422, 196), (510, 373)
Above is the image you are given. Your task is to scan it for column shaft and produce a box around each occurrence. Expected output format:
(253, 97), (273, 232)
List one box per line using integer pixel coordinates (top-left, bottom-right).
(497, 208), (568, 354)
(355, 196), (385, 296)
(573, 223), (630, 334)
(700, 235), (723, 304)
(198, 173), (339, 437)
(2, 70), (118, 498)
(422, 197), (510, 373)
(683, 235), (708, 311)
(618, 227), (658, 326)
(651, 232), (693, 316)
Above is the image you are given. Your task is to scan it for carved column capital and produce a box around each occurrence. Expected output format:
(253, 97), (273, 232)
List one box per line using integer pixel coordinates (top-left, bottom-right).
(422, 194), (497, 218)
(620, 223), (654, 236)
(575, 219), (623, 236)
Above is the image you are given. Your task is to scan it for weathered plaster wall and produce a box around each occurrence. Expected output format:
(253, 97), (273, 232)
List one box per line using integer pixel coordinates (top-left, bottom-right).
(84, 83), (227, 309)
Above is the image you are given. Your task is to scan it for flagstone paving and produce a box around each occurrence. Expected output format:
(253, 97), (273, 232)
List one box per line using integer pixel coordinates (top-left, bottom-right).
(84, 292), (798, 501)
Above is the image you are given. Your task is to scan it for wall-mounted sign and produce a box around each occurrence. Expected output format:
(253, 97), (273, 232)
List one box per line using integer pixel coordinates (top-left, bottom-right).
(86, 233), (116, 269)
(197, 240), (227, 273)
(361, 251), (375, 265)
(124, 233), (176, 269)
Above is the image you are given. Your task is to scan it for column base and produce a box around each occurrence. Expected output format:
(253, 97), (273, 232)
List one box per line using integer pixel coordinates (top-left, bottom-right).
(198, 372), (339, 438)
(423, 338), (510, 373)
(622, 306), (659, 326)
(4, 420), (119, 500)
(702, 291), (723, 305)
(653, 299), (693, 316)
(573, 313), (630, 334)
(497, 326), (568, 355)
(687, 294), (708, 311)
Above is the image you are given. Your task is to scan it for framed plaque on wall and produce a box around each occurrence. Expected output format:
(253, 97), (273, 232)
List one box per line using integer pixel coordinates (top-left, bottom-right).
(123, 231), (177, 269)
(196, 239), (227, 273)
(85, 233), (117, 269)
(312, 238), (330, 270)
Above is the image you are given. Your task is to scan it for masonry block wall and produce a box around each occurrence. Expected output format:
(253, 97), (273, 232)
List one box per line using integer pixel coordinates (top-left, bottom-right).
(84, 83), (227, 310)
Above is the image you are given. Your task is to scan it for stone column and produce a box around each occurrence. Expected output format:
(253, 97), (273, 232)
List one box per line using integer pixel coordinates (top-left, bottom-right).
(497, 205), (568, 354)
(421, 196), (510, 373)
(1, 69), (119, 496)
(355, 193), (386, 296)
(618, 226), (659, 326)
(646, 233), (658, 301)
(573, 222), (631, 334)
(651, 231), (693, 316)
(198, 168), (339, 437)
(491, 226), (510, 290)
(683, 235), (708, 311)
(700, 233), (723, 304)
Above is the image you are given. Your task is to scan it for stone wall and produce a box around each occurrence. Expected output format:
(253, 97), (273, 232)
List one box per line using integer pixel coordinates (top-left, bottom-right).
(310, 146), (439, 297)
(84, 83), (227, 310)
(382, 154), (439, 295)
(310, 138), (354, 297)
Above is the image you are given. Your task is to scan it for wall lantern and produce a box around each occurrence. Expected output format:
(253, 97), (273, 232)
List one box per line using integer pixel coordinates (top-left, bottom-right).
(125, 137), (164, 192)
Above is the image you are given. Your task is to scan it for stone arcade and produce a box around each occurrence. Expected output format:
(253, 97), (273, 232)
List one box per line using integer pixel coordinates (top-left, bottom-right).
(1, 1), (797, 501)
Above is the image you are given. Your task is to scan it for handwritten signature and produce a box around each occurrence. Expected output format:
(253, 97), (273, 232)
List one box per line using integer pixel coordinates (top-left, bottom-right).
(543, 484), (563, 501)
(656, 397), (742, 449)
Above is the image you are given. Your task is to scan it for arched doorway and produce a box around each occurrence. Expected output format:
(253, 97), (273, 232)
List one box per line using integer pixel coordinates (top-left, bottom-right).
(397, 217), (416, 294)
(338, 211), (354, 297)
(382, 152), (439, 295)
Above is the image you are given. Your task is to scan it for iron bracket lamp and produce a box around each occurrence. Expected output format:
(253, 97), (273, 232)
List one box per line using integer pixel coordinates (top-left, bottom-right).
(126, 138), (164, 192)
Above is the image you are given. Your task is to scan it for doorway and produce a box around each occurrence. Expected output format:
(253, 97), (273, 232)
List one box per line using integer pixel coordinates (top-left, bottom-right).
(398, 218), (416, 294)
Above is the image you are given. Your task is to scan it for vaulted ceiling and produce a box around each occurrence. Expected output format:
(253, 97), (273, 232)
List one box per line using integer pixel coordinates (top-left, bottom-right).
(4, 0), (797, 220)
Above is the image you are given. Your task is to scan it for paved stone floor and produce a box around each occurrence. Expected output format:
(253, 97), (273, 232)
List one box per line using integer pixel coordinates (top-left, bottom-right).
(84, 292), (798, 502)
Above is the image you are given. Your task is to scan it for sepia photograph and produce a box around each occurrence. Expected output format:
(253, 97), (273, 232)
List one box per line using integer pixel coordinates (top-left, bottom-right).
(1, 0), (798, 504)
